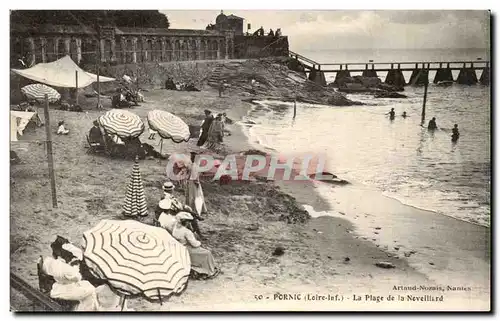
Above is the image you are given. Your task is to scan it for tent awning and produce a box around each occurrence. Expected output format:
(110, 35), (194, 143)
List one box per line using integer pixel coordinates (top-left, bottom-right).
(11, 56), (115, 88)
(10, 111), (36, 141)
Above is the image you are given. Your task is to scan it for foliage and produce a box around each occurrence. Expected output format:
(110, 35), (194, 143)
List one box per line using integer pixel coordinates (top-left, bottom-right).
(10, 10), (170, 29)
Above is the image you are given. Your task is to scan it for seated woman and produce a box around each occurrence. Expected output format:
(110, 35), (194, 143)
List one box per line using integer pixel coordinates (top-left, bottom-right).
(50, 236), (107, 288)
(170, 212), (219, 279)
(89, 121), (104, 145)
(41, 255), (100, 311)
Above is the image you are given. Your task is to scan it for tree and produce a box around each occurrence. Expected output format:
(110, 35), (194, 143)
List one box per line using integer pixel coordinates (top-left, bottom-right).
(10, 10), (170, 29)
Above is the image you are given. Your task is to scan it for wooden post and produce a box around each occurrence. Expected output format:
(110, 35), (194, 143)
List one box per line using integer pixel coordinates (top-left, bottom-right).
(421, 79), (429, 125)
(43, 95), (58, 208)
(293, 99), (297, 119)
(97, 50), (101, 109)
(75, 70), (78, 105)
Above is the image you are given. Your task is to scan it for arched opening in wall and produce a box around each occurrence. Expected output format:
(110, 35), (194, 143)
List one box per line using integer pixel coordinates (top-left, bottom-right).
(199, 40), (206, 60)
(174, 40), (181, 61)
(210, 40), (216, 60)
(57, 38), (67, 59)
(34, 38), (44, 64)
(136, 39), (144, 62)
(115, 38), (123, 63)
(179, 40), (186, 61)
(126, 39), (134, 63)
(70, 38), (79, 64)
(81, 38), (97, 67)
(189, 39), (197, 60)
(156, 39), (163, 62)
(146, 39), (154, 62)
(103, 39), (112, 63)
(206, 40), (212, 60)
(165, 39), (172, 62)
(214, 40), (220, 59)
(44, 38), (55, 62)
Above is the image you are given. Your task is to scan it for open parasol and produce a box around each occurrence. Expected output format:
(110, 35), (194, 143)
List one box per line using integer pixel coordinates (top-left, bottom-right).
(98, 109), (145, 139)
(21, 84), (61, 103)
(147, 110), (190, 143)
(82, 219), (191, 308)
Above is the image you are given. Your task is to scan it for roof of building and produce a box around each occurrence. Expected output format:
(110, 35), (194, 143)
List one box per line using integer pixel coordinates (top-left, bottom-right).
(227, 14), (244, 20)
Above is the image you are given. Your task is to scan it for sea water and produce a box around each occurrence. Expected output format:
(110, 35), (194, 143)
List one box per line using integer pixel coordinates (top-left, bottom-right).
(243, 49), (491, 227)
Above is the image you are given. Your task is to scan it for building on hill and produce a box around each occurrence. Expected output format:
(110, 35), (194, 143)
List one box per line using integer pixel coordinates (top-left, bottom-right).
(214, 11), (244, 35)
(10, 10), (289, 67)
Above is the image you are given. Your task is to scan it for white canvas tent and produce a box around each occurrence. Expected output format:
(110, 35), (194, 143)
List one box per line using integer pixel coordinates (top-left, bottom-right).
(10, 111), (37, 141)
(11, 55), (115, 88)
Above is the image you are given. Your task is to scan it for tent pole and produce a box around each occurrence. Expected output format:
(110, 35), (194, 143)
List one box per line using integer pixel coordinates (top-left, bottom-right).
(75, 70), (78, 106)
(97, 48), (101, 109)
(43, 94), (57, 208)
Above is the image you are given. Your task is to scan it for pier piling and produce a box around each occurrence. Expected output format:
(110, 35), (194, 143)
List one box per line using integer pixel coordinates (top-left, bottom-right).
(433, 68), (454, 84)
(385, 68), (406, 87)
(479, 65), (490, 85)
(308, 68), (327, 87)
(333, 69), (352, 86)
(456, 67), (478, 85)
(410, 65), (429, 86)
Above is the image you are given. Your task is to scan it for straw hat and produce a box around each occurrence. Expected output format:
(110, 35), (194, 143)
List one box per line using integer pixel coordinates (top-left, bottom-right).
(162, 181), (175, 192)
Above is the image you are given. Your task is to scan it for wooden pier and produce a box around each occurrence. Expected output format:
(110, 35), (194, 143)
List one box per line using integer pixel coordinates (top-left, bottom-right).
(289, 51), (490, 86)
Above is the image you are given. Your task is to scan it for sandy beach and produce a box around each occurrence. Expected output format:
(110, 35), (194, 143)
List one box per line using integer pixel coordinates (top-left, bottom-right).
(10, 59), (490, 311)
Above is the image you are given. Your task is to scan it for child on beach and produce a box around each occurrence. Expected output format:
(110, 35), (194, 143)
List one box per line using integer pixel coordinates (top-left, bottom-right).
(57, 121), (69, 135)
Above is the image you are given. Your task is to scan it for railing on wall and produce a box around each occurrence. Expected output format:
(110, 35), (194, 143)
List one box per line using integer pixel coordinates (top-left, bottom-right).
(10, 273), (63, 312)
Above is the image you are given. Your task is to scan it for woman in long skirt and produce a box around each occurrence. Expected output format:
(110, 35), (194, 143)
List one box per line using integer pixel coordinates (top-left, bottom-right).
(171, 212), (219, 279)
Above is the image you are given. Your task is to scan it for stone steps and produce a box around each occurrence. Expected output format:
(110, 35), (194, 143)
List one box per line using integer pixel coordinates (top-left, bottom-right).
(207, 64), (225, 86)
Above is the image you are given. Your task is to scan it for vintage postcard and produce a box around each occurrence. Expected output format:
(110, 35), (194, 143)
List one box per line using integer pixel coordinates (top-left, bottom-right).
(9, 9), (491, 312)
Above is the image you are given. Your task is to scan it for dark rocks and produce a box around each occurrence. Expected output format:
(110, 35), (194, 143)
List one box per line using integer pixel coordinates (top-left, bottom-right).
(272, 246), (285, 256)
(375, 262), (396, 269)
(404, 250), (417, 257)
(374, 92), (407, 99)
(344, 257), (350, 263)
(246, 224), (259, 231)
(377, 83), (404, 92)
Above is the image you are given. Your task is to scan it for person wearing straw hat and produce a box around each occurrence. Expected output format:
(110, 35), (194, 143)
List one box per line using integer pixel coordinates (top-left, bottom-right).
(171, 212), (220, 279)
(155, 181), (204, 237)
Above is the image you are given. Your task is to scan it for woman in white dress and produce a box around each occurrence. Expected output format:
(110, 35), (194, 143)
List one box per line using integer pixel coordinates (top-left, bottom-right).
(171, 212), (219, 279)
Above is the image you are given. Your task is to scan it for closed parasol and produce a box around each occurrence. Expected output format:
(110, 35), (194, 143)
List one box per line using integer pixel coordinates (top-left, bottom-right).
(98, 109), (145, 138)
(147, 110), (190, 143)
(123, 158), (148, 217)
(83, 219), (191, 306)
(21, 84), (61, 103)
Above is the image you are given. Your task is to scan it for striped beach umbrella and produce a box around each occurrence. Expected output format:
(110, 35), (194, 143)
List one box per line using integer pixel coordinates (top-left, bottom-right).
(82, 219), (191, 305)
(21, 84), (61, 103)
(147, 110), (190, 143)
(123, 158), (148, 217)
(98, 109), (145, 139)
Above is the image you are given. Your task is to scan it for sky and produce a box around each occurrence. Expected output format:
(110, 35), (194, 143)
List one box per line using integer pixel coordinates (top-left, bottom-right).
(159, 10), (490, 51)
